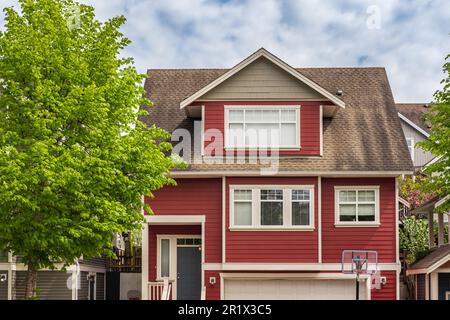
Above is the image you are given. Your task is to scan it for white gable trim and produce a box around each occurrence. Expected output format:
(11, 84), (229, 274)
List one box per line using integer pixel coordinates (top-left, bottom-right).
(180, 48), (346, 109)
(398, 112), (429, 138)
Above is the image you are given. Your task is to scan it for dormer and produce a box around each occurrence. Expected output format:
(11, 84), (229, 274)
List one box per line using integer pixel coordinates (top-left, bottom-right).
(180, 48), (345, 157)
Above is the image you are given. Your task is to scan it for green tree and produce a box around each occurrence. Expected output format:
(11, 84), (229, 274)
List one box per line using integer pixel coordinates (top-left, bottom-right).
(0, 0), (175, 298)
(399, 216), (429, 265)
(418, 53), (450, 211)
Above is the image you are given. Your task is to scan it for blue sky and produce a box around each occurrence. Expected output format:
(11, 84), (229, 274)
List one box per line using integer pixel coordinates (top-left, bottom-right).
(1, 0), (449, 102)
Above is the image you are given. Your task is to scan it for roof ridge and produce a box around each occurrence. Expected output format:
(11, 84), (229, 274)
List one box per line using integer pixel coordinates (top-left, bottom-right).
(146, 66), (387, 71)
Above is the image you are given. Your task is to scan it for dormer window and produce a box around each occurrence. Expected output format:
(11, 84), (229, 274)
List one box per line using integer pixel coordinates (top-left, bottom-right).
(224, 106), (300, 149)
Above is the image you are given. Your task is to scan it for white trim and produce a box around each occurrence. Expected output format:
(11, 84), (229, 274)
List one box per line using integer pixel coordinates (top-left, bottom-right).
(7, 267), (12, 300)
(220, 272), (371, 300)
(223, 105), (301, 150)
(141, 221), (149, 300)
(395, 178), (400, 300)
(201, 220), (205, 290)
(229, 185), (315, 230)
(222, 176), (226, 263)
(169, 171), (413, 178)
(201, 105), (205, 156)
(319, 105), (324, 156)
(334, 186), (380, 227)
(446, 291), (450, 300)
(145, 215), (205, 225)
(430, 273), (438, 300)
(214, 262), (400, 271)
(180, 48), (346, 110)
(318, 176), (322, 263)
(398, 113), (430, 137)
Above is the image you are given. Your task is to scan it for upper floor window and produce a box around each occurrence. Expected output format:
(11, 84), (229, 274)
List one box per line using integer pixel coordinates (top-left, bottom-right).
(230, 185), (314, 230)
(225, 106), (300, 149)
(335, 186), (380, 227)
(406, 138), (414, 161)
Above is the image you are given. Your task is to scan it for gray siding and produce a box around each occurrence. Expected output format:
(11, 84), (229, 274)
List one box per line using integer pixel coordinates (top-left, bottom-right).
(200, 57), (325, 101)
(14, 271), (72, 300)
(400, 120), (435, 168)
(96, 273), (105, 300)
(0, 271), (7, 300)
(78, 271), (89, 300)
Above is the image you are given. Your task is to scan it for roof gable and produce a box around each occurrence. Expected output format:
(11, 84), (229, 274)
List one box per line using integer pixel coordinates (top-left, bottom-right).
(180, 48), (345, 109)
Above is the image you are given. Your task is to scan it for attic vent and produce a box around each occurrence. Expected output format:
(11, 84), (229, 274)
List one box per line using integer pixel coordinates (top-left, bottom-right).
(336, 90), (343, 96)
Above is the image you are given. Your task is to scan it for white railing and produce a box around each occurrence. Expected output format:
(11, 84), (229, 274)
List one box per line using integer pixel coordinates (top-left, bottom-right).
(148, 278), (172, 300)
(201, 286), (206, 300)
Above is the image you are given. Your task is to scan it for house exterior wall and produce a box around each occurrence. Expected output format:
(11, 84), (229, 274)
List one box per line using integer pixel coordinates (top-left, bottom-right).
(200, 57), (325, 101)
(438, 273), (450, 300)
(225, 176), (319, 262)
(400, 120), (434, 167)
(15, 271), (73, 300)
(203, 101), (321, 156)
(416, 274), (426, 300)
(321, 177), (397, 263)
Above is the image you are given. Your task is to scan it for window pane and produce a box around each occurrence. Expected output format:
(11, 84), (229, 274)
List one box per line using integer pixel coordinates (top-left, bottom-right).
(234, 190), (252, 201)
(229, 110), (243, 122)
(229, 123), (244, 147)
(281, 123), (296, 146)
(281, 110), (296, 122)
(358, 190), (375, 202)
(261, 202), (283, 225)
(292, 202), (310, 226)
(292, 190), (310, 201)
(339, 191), (356, 202)
(260, 110), (279, 122)
(234, 202), (252, 226)
(160, 239), (170, 277)
(261, 189), (283, 200)
(245, 123), (279, 147)
(358, 204), (375, 221)
(339, 204), (357, 221)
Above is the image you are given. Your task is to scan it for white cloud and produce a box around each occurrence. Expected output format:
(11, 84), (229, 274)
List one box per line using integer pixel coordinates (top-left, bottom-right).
(1, 0), (449, 102)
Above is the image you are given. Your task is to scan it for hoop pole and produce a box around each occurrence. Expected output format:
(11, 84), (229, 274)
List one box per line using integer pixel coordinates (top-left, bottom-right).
(356, 273), (360, 301)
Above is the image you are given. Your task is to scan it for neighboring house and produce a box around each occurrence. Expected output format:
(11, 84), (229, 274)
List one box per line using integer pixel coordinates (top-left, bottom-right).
(0, 253), (106, 300)
(395, 103), (435, 169)
(139, 48), (413, 300)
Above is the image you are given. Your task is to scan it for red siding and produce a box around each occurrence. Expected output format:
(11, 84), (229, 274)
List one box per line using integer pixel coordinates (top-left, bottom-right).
(203, 101), (321, 156)
(148, 225), (201, 282)
(226, 177), (319, 262)
(321, 178), (397, 263)
(146, 178), (222, 263)
(372, 271), (397, 300)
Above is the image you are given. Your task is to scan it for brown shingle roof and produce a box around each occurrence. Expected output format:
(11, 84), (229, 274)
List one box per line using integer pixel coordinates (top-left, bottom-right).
(139, 67), (414, 173)
(396, 103), (431, 133)
(409, 245), (450, 271)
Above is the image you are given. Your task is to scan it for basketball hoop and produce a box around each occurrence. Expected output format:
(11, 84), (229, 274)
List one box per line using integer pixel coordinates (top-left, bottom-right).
(341, 250), (379, 300)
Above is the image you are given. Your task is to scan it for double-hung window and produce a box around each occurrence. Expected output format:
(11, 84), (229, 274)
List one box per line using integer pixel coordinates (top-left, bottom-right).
(225, 106), (300, 149)
(335, 187), (380, 226)
(230, 186), (314, 230)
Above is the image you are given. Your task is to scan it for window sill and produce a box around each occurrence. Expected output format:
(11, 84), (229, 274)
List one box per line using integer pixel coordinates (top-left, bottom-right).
(334, 223), (380, 228)
(229, 227), (315, 232)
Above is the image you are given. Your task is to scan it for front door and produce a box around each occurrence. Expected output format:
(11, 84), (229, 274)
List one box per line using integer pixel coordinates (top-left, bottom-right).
(177, 247), (201, 300)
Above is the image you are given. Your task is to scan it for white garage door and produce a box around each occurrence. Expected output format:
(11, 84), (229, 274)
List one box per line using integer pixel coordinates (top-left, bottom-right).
(224, 278), (367, 300)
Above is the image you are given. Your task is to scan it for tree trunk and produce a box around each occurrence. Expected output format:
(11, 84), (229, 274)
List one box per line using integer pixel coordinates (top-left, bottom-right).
(25, 263), (38, 299)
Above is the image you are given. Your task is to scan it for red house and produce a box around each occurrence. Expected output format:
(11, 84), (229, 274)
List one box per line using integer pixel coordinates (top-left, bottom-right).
(139, 48), (413, 300)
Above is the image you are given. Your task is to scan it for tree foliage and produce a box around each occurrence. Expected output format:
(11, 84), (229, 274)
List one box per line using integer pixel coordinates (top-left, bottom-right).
(399, 216), (429, 265)
(418, 53), (450, 212)
(399, 175), (436, 210)
(0, 0), (174, 287)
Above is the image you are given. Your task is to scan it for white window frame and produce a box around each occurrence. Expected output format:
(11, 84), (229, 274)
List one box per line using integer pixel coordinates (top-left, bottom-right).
(406, 137), (415, 162)
(224, 105), (301, 150)
(334, 186), (380, 227)
(229, 185), (315, 231)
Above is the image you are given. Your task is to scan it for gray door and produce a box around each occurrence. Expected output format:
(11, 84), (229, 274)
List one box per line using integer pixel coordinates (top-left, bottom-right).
(177, 247), (201, 300)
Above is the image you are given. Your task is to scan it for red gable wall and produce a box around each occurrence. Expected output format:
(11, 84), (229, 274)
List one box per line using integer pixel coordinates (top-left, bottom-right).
(203, 101), (321, 156)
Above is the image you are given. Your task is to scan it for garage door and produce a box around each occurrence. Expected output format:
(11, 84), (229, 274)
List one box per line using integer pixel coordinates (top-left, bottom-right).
(224, 278), (367, 300)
